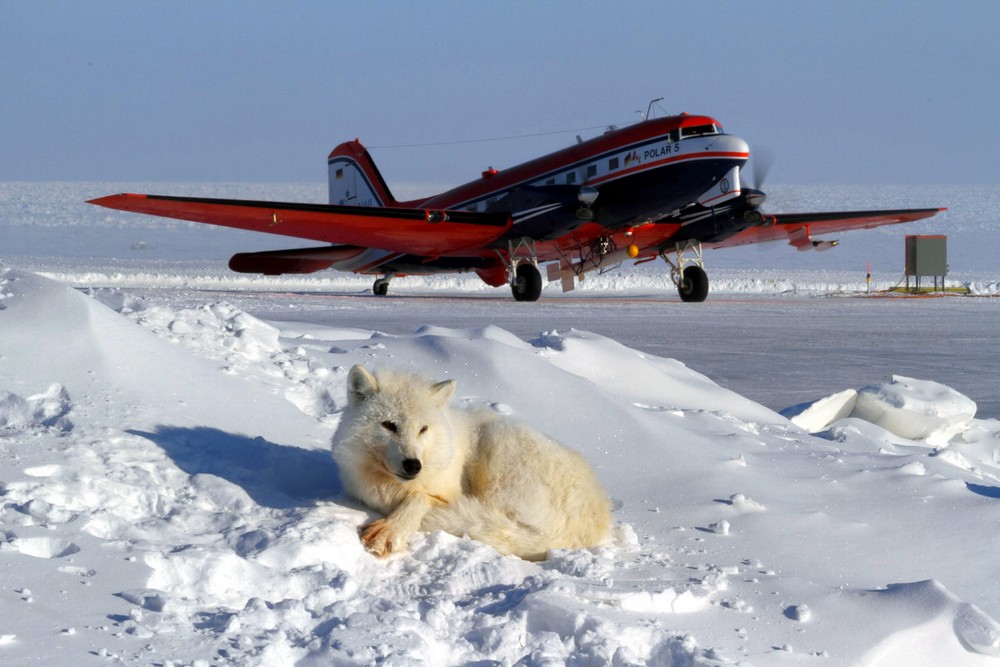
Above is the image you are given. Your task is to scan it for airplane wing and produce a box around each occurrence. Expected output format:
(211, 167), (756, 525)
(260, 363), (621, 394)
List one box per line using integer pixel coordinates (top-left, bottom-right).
(87, 194), (512, 257)
(711, 208), (946, 250)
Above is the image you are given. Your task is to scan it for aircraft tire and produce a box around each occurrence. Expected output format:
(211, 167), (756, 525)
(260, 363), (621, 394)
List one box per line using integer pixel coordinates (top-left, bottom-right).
(678, 265), (709, 302)
(511, 263), (542, 302)
(373, 279), (390, 296)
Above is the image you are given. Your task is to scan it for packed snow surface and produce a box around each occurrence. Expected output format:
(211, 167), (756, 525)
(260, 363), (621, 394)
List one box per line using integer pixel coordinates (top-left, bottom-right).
(1, 182), (999, 665)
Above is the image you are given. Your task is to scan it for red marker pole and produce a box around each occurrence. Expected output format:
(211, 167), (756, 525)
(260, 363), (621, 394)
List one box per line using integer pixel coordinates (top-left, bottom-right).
(866, 260), (872, 294)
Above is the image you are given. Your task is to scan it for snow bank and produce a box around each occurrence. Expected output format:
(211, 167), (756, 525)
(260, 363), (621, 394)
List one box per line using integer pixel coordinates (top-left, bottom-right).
(2, 264), (999, 666)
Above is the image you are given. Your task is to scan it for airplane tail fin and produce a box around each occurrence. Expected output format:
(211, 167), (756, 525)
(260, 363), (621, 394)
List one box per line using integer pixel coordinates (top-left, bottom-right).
(327, 139), (398, 207)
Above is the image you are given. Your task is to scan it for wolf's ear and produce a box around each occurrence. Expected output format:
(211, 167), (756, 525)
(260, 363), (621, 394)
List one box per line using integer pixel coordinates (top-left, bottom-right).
(430, 378), (457, 406)
(348, 365), (379, 405)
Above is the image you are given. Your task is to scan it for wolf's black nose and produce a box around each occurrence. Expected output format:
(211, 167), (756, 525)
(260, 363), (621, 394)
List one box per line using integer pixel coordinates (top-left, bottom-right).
(402, 458), (422, 476)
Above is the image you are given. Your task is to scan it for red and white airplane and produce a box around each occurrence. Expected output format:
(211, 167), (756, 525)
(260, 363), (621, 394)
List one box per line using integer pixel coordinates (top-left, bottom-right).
(88, 112), (944, 302)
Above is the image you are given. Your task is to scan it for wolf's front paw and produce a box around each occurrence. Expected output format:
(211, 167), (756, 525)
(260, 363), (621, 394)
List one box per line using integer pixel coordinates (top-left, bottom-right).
(360, 519), (397, 557)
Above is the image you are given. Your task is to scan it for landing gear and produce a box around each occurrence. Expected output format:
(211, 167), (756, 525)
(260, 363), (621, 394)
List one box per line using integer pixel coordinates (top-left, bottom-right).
(372, 276), (391, 296)
(678, 265), (709, 302)
(498, 238), (544, 302)
(511, 263), (542, 302)
(661, 240), (710, 303)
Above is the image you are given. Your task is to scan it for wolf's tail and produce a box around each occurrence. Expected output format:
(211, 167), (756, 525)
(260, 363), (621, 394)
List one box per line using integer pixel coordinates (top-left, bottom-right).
(327, 139), (399, 208)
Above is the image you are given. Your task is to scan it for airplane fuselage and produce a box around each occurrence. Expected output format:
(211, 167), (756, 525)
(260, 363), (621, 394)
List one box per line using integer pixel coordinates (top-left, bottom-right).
(352, 114), (750, 277)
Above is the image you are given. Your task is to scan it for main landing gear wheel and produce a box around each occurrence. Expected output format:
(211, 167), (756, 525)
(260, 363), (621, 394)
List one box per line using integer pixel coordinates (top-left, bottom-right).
(511, 263), (542, 302)
(678, 265), (709, 303)
(372, 278), (390, 296)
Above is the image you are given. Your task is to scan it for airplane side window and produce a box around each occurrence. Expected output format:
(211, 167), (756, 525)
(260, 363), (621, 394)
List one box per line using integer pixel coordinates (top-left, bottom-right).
(566, 172), (576, 184)
(586, 165), (597, 179)
(609, 157), (619, 170)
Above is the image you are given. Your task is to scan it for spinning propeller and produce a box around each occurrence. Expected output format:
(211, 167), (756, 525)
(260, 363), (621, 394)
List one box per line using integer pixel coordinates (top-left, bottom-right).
(742, 146), (774, 220)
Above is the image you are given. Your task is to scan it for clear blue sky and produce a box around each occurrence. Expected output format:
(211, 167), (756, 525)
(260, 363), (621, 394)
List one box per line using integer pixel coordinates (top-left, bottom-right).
(2, 0), (996, 186)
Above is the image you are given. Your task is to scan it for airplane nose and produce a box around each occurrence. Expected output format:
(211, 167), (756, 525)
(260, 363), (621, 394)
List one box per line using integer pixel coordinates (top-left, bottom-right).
(722, 135), (750, 160)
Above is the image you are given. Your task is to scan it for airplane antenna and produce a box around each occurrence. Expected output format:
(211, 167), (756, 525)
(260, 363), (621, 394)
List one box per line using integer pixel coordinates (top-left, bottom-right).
(371, 124), (623, 150)
(644, 97), (664, 122)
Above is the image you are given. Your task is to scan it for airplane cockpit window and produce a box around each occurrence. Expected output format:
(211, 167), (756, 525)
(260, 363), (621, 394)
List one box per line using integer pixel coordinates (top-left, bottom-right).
(680, 124), (718, 138)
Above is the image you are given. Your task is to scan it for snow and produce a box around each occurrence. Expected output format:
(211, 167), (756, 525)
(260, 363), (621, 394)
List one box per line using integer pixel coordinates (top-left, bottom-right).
(786, 376), (980, 446)
(852, 376), (980, 446)
(1, 182), (1000, 665)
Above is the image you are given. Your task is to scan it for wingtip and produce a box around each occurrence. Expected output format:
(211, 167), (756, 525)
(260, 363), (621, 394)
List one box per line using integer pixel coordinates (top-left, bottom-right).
(85, 193), (145, 208)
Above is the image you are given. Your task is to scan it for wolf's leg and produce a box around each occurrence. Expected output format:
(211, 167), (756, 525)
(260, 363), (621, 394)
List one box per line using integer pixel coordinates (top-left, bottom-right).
(360, 492), (433, 557)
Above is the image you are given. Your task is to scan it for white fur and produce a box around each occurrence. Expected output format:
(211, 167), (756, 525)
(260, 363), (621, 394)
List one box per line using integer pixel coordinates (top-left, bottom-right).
(331, 365), (612, 561)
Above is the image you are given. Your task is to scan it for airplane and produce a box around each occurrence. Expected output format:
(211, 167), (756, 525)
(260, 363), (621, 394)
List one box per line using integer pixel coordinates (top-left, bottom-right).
(88, 111), (945, 302)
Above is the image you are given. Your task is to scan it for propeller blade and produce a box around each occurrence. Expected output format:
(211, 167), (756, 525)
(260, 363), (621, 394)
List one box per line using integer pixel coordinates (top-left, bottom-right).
(748, 146), (775, 191)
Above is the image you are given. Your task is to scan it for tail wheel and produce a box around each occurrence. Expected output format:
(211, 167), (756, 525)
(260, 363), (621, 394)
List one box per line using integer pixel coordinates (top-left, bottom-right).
(373, 278), (390, 296)
(511, 263), (542, 302)
(678, 265), (709, 302)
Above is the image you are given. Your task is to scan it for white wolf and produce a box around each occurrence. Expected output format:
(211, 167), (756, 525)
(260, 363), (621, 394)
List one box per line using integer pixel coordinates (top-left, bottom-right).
(331, 365), (611, 561)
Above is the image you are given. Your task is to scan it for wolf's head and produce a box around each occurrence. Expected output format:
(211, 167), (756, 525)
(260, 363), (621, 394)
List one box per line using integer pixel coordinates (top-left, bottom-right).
(344, 365), (457, 482)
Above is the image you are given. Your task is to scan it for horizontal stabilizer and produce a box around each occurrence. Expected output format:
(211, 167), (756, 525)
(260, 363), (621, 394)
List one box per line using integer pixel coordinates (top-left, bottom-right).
(229, 245), (366, 275)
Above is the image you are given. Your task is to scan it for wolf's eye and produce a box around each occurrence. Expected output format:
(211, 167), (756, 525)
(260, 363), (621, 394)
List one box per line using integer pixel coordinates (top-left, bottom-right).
(419, 425), (428, 436)
(381, 421), (398, 433)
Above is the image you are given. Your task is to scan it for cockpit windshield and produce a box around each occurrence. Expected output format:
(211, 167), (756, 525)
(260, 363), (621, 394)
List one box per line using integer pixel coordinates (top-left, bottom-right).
(680, 124), (720, 138)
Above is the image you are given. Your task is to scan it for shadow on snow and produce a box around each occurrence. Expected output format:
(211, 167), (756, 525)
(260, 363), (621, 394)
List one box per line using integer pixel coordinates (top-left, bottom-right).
(129, 426), (341, 508)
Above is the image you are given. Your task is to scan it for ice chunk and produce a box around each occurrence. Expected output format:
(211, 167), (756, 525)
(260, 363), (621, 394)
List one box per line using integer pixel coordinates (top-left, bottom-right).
(851, 375), (977, 446)
(784, 388), (858, 432)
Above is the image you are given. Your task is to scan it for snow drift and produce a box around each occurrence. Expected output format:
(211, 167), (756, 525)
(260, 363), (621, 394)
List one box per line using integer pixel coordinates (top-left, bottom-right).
(1, 264), (999, 666)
